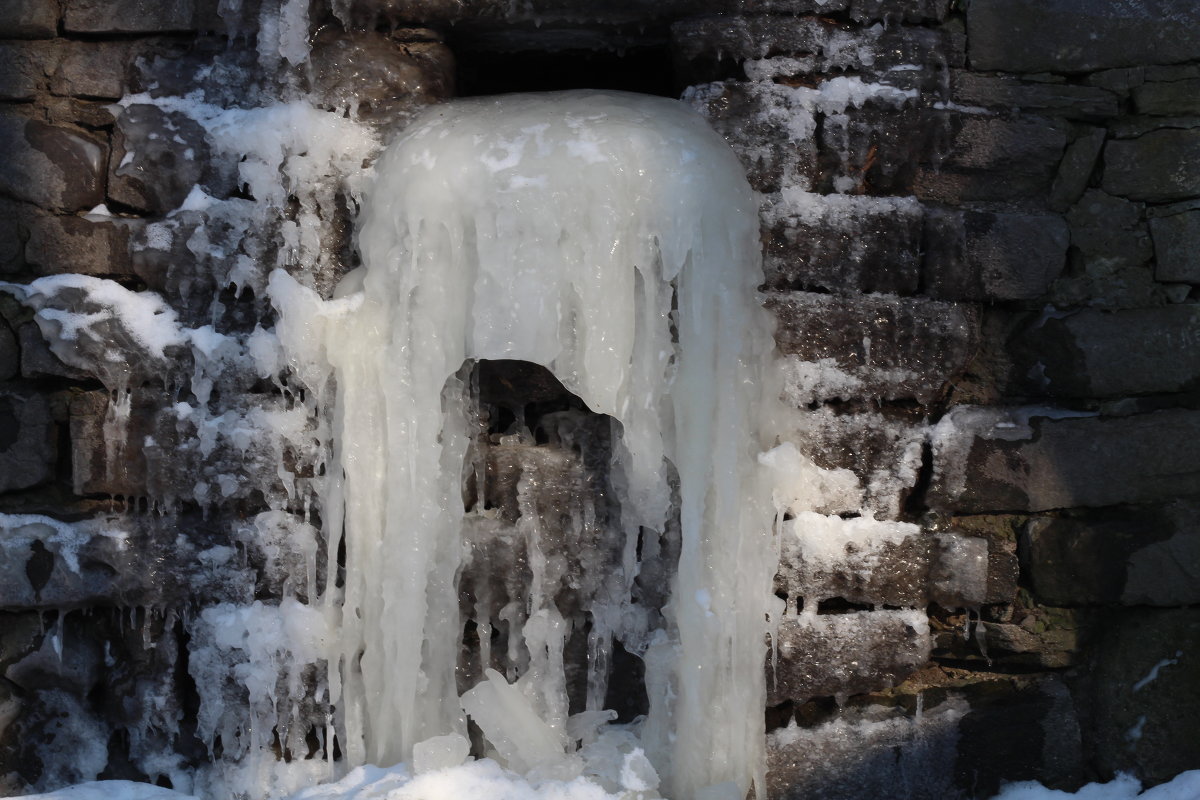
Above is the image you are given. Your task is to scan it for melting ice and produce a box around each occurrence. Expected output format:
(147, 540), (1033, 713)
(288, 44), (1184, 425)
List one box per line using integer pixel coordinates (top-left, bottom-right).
(269, 90), (786, 800)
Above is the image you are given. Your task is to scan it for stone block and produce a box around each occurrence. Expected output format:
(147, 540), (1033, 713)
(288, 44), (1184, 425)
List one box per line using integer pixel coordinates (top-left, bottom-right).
(0, 319), (17, 381)
(948, 514), (1021, 604)
(0, 114), (107, 213)
(63, 0), (195, 33)
(817, 105), (936, 195)
(924, 208), (1069, 302)
(18, 321), (89, 381)
(767, 694), (966, 800)
(1049, 128), (1106, 212)
(1103, 129), (1200, 203)
(951, 72), (1118, 120)
(1084, 609), (1200, 785)
(0, 389), (56, 493)
(930, 406), (1200, 513)
(0, 513), (254, 609)
(1006, 305), (1200, 398)
(50, 42), (136, 100)
(933, 610), (1081, 669)
(684, 80), (819, 194)
(1024, 502), (1200, 607)
(967, 0), (1200, 73)
(23, 211), (138, 277)
(1132, 77), (1200, 117)
(108, 104), (208, 214)
(776, 515), (989, 609)
(0, 42), (57, 101)
(1049, 189), (1160, 308)
(761, 192), (922, 294)
(768, 292), (979, 405)
(1150, 204), (1200, 283)
(0, 0), (58, 38)
(128, 39), (259, 108)
(771, 610), (930, 702)
(784, 407), (926, 519)
(914, 116), (1066, 203)
(309, 31), (454, 124)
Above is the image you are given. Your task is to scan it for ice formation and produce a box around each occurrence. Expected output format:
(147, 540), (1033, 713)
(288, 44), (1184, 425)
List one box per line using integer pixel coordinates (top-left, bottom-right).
(270, 90), (786, 800)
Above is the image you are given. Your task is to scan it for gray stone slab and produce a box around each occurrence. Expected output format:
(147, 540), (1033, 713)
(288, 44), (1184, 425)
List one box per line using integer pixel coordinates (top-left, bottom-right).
(1151, 207), (1200, 283)
(968, 0), (1200, 73)
(0, 42), (57, 101)
(0, 0), (58, 38)
(50, 42), (137, 100)
(63, 0), (195, 33)
(771, 610), (930, 702)
(0, 114), (107, 213)
(1007, 304), (1200, 398)
(952, 72), (1118, 119)
(23, 210), (138, 277)
(1133, 78), (1200, 117)
(108, 104), (209, 215)
(930, 407), (1200, 513)
(768, 291), (978, 405)
(1025, 502), (1200, 607)
(1049, 128), (1106, 212)
(1103, 129), (1200, 203)
(925, 209), (1069, 302)
(0, 389), (55, 493)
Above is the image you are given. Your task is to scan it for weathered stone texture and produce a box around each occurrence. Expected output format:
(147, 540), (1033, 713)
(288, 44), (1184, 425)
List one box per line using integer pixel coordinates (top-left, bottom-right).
(1049, 129), (1105, 213)
(1133, 78), (1200, 117)
(0, 389), (56, 493)
(931, 407), (1200, 513)
(769, 292), (978, 404)
(22, 209), (138, 277)
(63, 0), (196, 33)
(0, 0), (58, 38)
(914, 117), (1066, 203)
(762, 193), (922, 293)
(772, 611), (930, 702)
(0, 115), (107, 213)
(951, 72), (1118, 120)
(108, 105), (209, 215)
(51, 42), (137, 100)
(1006, 305), (1200, 398)
(0, 42), (57, 101)
(1103, 129), (1200, 203)
(1150, 203), (1200, 283)
(925, 209), (1069, 302)
(1051, 190), (1160, 309)
(1024, 502), (1200, 607)
(1084, 609), (1200, 785)
(968, 0), (1200, 73)
(0, 319), (18, 382)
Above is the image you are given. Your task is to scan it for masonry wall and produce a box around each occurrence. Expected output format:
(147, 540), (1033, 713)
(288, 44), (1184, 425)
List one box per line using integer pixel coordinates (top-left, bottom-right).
(0, 0), (1197, 797)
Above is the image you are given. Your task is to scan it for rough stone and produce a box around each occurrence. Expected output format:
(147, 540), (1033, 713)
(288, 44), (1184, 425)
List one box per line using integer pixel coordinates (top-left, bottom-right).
(24, 211), (138, 277)
(951, 72), (1118, 120)
(685, 80), (818, 194)
(309, 31), (455, 124)
(933, 608), (1081, 669)
(761, 193), (922, 294)
(1024, 502), (1200, 607)
(768, 292), (979, 405)
(50, 42), (137, 100)
(771, 610), (931, 703)
(1049, 128), (1106, 212)
(69, 391), (153, 498)
(108, 104), (209, 215)
(0, 42), (57, 101)
(817, 106), (935, 195)
(930, 406), (1200, 513)
(914, 117), (1066, 203)
(1084, 67), (1145, 93)
(0, 318), (18, 381)
(948, 515), (1021, 604)
(767, 694), (965, 800)
(1103, 129), (1200, 203)
(847, 0), (949, 23)
(0, 114), (107, 213)
(127, 40), (260, 108)
(1006, 305), (1200, 398)
(924, 209), (1069, 302)
(1150, 205), (1200, 283)
(1108, 116), (1200, 140)
(967, 0), (1200, 73)
(17, 321), (90, 381)
(1132, 78), (1200, 117)
(1084, 609), (1200, 785)
(0, 0), (58, 38)
(63, 0), (196, 33)
(0, 389), (56, 494)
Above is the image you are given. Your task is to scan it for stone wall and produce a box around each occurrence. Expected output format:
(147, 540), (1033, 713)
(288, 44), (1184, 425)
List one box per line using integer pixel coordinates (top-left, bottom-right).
(0, 0), (1197, 797)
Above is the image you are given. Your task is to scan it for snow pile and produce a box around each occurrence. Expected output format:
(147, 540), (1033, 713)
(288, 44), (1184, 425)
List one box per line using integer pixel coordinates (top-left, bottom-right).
(993, 771), (1200, 800)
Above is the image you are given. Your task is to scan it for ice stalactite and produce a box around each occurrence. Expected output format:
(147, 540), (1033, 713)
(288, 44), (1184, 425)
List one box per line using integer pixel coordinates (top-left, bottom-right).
(272, 90), (788, 799)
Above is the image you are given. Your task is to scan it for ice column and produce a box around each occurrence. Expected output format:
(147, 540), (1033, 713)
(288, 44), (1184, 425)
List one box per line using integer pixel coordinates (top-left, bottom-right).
(272, 90), (783, 799)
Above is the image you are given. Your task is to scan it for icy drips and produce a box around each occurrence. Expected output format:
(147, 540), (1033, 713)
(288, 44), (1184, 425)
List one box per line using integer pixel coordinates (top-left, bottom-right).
(272, 90), (784, 798)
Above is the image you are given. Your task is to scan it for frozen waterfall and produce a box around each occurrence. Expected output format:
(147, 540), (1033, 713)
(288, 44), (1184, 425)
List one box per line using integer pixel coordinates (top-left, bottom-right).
(271, 90), (787, 800)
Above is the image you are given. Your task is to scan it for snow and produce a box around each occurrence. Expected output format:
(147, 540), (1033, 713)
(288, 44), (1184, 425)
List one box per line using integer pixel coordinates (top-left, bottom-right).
(991, 771), (1200, 800)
